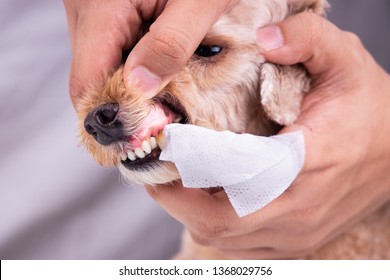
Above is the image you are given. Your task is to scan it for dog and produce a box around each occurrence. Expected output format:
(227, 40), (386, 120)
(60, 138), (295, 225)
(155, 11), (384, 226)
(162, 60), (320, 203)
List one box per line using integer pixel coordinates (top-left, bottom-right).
(76, 0), (390, 259)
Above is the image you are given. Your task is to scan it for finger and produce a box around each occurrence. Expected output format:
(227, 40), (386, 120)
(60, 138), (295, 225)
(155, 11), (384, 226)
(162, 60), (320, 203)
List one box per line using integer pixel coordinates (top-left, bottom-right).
(256, 12), (357, 78)
(194, 221), (317, 253)
(189, 227), (276, 250)
(145, 182), (295, 238)
(63, 0), (77, 50)
(124, 0), (239, 96)
(263, 13), (371, 169)
(69, 1), (141, 107)
(146, 182), (239, 235)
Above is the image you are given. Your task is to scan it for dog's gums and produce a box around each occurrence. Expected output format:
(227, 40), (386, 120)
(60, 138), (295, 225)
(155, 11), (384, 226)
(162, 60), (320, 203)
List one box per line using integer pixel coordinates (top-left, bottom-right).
(121, 100), (184, 171)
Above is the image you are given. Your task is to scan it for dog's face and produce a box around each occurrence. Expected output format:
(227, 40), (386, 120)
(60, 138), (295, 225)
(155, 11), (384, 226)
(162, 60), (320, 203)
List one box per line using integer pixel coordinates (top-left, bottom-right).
(76, 0), (327, 185)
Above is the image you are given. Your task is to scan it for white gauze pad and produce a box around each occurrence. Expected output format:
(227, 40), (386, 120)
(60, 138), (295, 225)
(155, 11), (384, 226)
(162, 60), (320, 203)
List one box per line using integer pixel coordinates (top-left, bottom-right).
(160, 124), (305, 217)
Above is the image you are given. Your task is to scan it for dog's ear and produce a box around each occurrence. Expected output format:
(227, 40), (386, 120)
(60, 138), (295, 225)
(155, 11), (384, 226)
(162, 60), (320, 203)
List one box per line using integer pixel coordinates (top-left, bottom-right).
(287, 0), (329, 15)
(260, 63), (309, 125)
(259, 0), (327, 126)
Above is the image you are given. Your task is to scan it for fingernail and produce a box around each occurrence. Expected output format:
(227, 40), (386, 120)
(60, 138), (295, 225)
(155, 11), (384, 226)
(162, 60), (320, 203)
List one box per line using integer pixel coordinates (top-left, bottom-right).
(256, 25), (284, 52)
(127, 66), (162, 96)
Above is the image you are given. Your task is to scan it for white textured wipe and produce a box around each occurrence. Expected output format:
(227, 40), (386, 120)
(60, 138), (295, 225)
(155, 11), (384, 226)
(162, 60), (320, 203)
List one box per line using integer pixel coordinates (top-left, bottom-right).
(160, 124), (305, 217)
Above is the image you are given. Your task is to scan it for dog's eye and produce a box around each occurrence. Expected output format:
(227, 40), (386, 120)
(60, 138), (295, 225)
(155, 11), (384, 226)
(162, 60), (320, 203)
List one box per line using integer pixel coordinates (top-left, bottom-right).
(194, 45), (222, 57)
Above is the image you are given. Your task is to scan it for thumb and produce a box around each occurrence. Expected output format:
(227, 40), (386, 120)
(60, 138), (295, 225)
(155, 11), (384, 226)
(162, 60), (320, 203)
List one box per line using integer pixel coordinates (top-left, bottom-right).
(256, 12), (356, 77)
(256, 12), (367, 131)
(123, 0), (238, 97)
(260, 12), (369, 168)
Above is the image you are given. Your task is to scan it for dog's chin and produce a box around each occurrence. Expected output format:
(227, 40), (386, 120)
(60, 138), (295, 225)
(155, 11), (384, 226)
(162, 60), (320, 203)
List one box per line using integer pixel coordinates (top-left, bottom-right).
(118, 161), (180, 186)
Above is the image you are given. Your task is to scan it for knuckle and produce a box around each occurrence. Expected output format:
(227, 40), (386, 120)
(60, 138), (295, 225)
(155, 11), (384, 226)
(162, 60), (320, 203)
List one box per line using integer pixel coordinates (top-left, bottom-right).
(189, 231), (211, 246)
(192, 215), (230, 239)
(343, 31), (365, 58)
(292, 12), (329, 50)
(344, 31), (362, 47)
(304, 13), (328, 49)
(148, 27), (193, 68)
(285, 12), (329, 63)
(342, 31), (367, 66)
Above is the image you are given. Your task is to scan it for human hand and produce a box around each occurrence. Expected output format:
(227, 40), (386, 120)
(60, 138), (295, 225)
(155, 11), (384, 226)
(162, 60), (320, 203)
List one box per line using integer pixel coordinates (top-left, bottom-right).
(146, 12), (390, 259)
(63, 0), (238, 107)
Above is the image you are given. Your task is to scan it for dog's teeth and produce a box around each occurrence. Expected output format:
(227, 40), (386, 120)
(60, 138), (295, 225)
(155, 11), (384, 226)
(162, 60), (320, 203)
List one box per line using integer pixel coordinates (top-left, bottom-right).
(150, 137), (157, 150)
(134, 147), (146, 159)
(127, 151), (137, 161)
(156, 132), (166, 149)
(141, 140), (152, 154)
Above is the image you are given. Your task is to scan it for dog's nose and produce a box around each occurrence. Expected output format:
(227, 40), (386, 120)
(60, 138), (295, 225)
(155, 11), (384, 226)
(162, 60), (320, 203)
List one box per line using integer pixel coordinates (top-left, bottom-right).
(84, 103), (124, 145)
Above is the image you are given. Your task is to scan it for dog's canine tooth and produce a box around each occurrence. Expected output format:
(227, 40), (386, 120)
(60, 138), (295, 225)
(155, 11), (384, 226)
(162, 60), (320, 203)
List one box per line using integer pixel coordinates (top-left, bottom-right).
(173, 117), (182, 123)
(142, 139), (152, 154)
(134, 147), (146, 159)
(127, 150), (137, 161)
(156, 131), (166, 150)
(150, 137), (157, 150)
